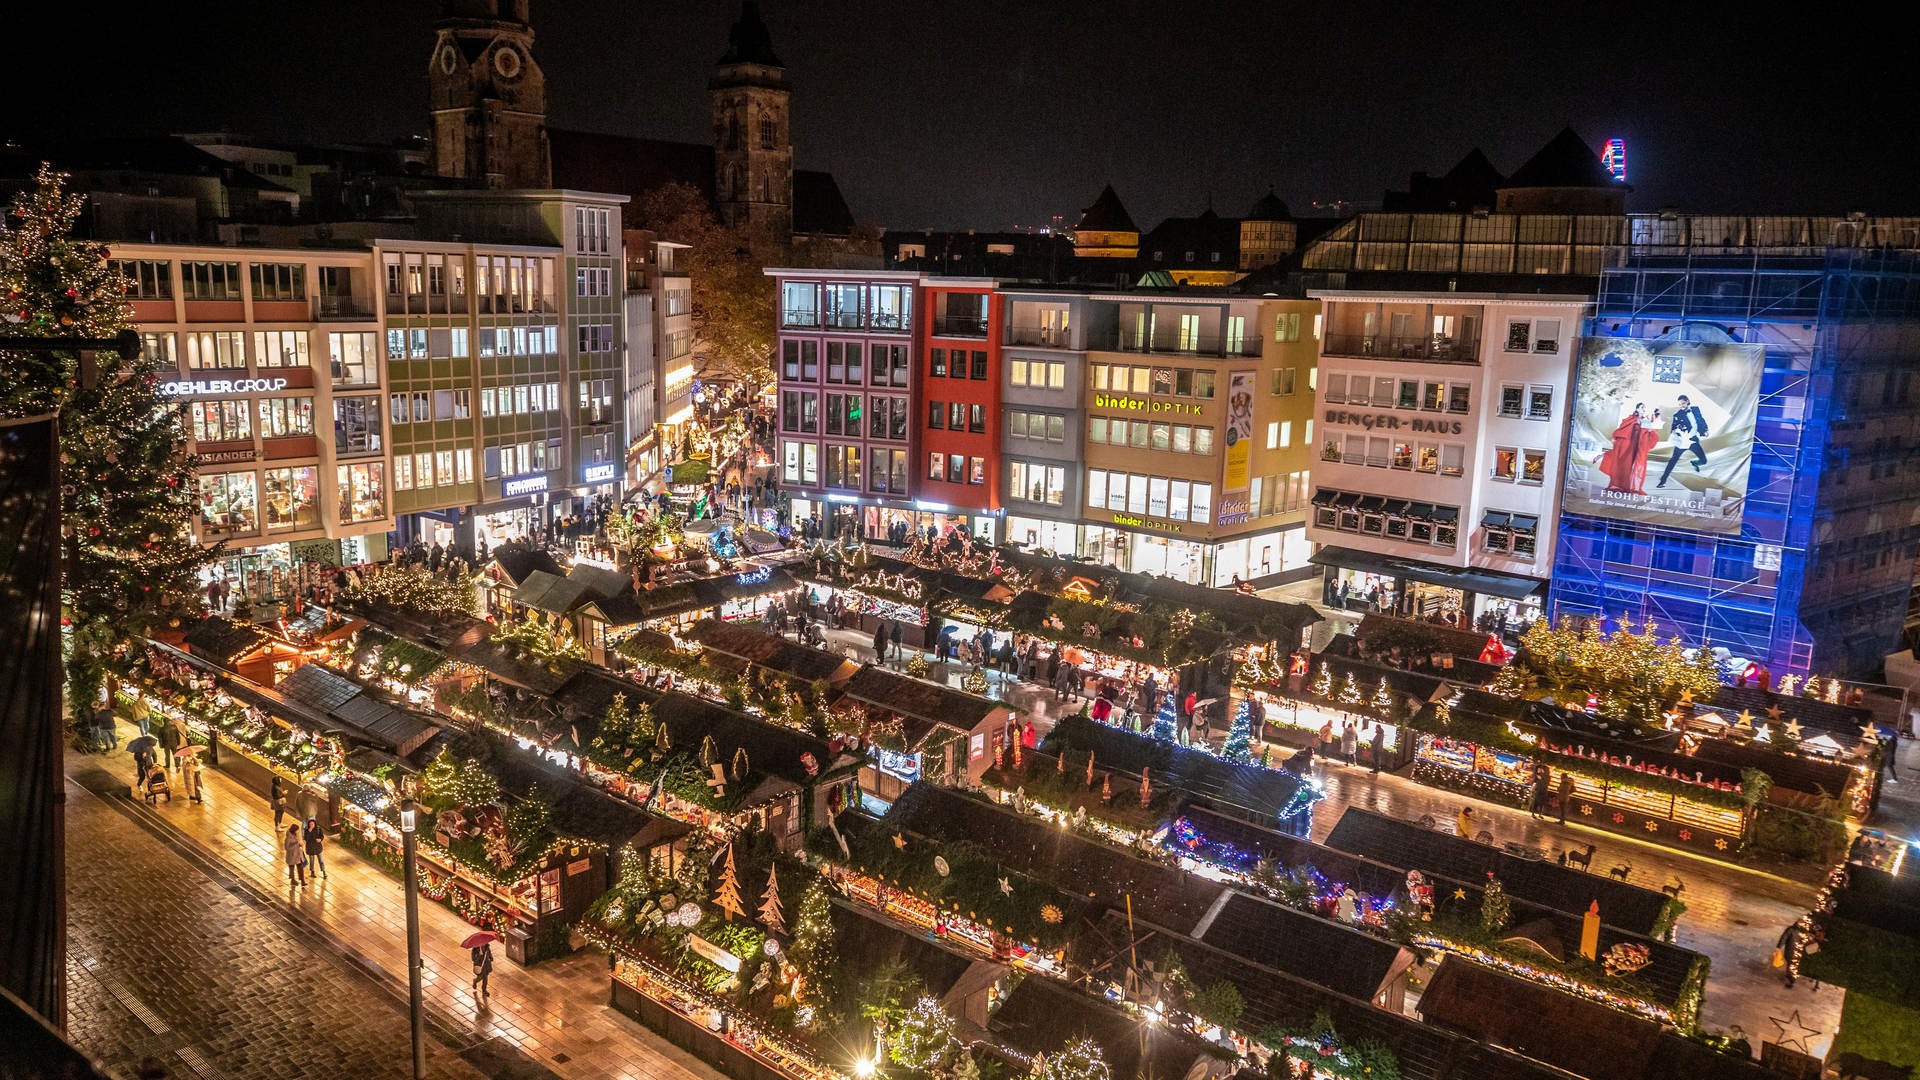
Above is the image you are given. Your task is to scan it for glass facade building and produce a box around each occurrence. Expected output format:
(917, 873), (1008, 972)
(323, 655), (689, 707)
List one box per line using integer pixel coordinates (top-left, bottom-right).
(1550, 218), (1920, 677)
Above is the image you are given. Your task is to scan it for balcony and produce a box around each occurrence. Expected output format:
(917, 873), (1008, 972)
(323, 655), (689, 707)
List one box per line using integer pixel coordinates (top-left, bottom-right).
(1006, 325), (1073, 348)
(1322, 334), (1480, 364)
(933, 315), (989, 338)
(1092, 330), (1263, 358)
(312, 295), (374, 321)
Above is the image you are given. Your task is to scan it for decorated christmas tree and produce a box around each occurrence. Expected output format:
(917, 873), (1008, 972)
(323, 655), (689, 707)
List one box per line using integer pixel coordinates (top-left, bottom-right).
(1038, 1038), (1110, 1080)
(791, 879), (836, 1004)
(1223, 699), (1255, 763)
(887, 996), (962, 1072)
(1312, 662), (1333, 698)
(1150, 690), (1179, 742)
(1338, 672), (1364, 706)
(758, 863), (786, 936)
(713, 842), (746, 921)
(0, 167), (208, 711)
(1481, 874), (1511, 933)
(1372, 677), (1394, 714)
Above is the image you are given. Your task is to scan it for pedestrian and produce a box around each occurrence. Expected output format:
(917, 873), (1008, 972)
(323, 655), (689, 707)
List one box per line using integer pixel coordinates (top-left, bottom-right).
(1370, 724), (1385, 774)
(1775, 923), (1800, 988)
(471, 941), (494, 1001)
(890, 619), (902, 661)
(872, 623), (888, 663)
(1289, 741), (1316, 774)
(157, 716), (182, 769)
(270, 775), (286, 831)
(94, 705), (118, 752)
(1557, 772), (1575, 823)
(1456, 806), (1476, 839)
(303, 817), (328, 880)
(132, 739), (156, 790)
(1529, 765), (1550, 820)
(179, 750), (202, 804)
(1340, 722), (1358, 765)
(1253, 696), (1268, 746)
(283, 823), (308, 887)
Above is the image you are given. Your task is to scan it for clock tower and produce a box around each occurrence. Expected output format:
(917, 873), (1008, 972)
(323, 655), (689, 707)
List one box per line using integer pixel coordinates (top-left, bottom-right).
(709, 2), (792, 238)
(428, 0), (551, 189)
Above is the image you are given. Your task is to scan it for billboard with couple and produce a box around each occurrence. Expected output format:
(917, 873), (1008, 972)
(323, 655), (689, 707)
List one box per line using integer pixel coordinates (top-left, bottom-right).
(1562, 336), (1764, 533)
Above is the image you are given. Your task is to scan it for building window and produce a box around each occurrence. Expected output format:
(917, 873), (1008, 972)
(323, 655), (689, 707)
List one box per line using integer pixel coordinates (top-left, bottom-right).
(1505, 321), (1531, 352)
(1492, 446), (1517, 481)
(1449, 384), (1471, 414)
(180, 331), (246, 370)
(1527, 385), (1554, 420)
(140, 332), (177, 369)
(263, 467), (318, 532)
(333, 395), (383, 456)
(1272, 367), (1295, 395)
(930, 347), (946, 377)
(1499, 384), (1524, 418)
(1422, 381), (1444, 411)
(1266, 422), (1279, 450)
(257, 397), (314, 438)
(823, 284), (863, 328)
(197, 471), (257, 535)
(970, 351), (988, 379)
(181, 261), (241, 300)
(189, 400), (252, 442)
(456, 448), (473, 484)
(329, 332), (377, 386)
(1088, 417), (1108, 443)
(780, 282), (819, 327)
(1011, 462), (1066, 506)
(929, 452), (945, 480)
(336, 462), (385, 524)
(249, 263), (305, 301)
(574, 207), (610, 254)
(1440, 444), (1464, 477)
(869, 285), (912, 331)
(577, 324), (614, 352)
(970, 457), (986, 485)
(1274, 311), (1301, 342)
(1391, 440), (1414, 470)
(115, 260), (172, 299)
(969, 404), (985, 433)
(949, 456), (966, 484)
(1533, 319), (1561, 353)
(1416, 444), (1438, 473)
(928, 400), (945, 429)
(1324, 373), (1346, 404)
(1521, 448), (1547, 485)
(252, 330), (309, 369)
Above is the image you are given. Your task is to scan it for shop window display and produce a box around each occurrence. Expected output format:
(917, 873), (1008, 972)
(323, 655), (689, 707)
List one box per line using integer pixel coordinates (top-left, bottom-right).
(198, 471), (258, 535)
(337, 462), (386, 525)
(264, 467), (319, 532)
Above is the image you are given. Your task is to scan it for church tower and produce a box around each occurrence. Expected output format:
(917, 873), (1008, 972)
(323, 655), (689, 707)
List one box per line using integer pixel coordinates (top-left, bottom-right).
(709, 2), (793, 238)
(428, 0), (551, 189)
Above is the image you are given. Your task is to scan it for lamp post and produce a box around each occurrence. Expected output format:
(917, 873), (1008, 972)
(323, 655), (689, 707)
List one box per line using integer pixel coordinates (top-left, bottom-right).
(400, 798), (425, 1080)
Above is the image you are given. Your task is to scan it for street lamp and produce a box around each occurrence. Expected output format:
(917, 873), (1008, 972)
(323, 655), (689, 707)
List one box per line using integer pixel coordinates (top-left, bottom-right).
(400, 798), (425, 1080)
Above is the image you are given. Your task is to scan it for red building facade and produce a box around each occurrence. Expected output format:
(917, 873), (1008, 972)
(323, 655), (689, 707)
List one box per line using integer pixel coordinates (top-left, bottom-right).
(915, 279), (1003, 534)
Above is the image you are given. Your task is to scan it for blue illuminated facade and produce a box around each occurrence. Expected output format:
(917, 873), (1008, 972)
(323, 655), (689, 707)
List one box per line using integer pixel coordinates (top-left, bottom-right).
(1550, 226), (1920, 678)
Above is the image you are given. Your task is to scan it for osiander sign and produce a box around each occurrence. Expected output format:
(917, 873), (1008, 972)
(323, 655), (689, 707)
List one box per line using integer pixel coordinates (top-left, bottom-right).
(1093, 394), (1204, 416)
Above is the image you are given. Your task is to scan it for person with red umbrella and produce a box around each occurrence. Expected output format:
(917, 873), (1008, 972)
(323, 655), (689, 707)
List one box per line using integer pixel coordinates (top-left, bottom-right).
(463, 932), (497, 1002)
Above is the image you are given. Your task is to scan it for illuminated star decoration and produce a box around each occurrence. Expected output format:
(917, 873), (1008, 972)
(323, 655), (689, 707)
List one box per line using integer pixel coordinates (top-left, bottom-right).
(1452, 888), (1468, 901)
(998, 877), (1014, 896)
(1678, 688), (1694, 705)
(1735, 710), (1755, 730)
(1784, 720), (1803, 740)
(1768, 1010), (1821, 1054)
(892, 833), (907, 850)
(1766, 704), (1784, 722)
(1861, 724), (1882, 744)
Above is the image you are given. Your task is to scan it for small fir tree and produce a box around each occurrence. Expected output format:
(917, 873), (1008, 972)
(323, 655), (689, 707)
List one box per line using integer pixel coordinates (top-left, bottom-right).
(1372, 677), (1394, 714)
(713, 842), (746, 921)
(888, 997), (962, 1072)
(758, 862), (786, 936)
(1312, 662), (1334, 698)
(1038, 1038), (1110, 1080)
(1481, 874), (1511, 933)
(1338, 672), (1364, 706)
(1223, 699), (1255, 763)
(1150, 691), (1180, 743)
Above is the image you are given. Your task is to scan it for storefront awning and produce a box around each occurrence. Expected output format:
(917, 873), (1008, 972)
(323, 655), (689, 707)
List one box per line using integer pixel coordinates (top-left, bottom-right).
(1510, 514), (1539, 531)
(1382, 499), (1411, 517)
(1356, 495), (1386, 512)
(1430, 505), (1460, 524)
(1311, 489), (1340, 507)
(1483, 511), (1512, 529)
(1309, 545), (1545, 600)
(1408, 502), (1436, 521)
(1334, 491), (1362, 508)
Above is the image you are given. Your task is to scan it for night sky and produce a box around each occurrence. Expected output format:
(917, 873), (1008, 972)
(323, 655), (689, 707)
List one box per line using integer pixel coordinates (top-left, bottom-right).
(10, 0), (1911, 230)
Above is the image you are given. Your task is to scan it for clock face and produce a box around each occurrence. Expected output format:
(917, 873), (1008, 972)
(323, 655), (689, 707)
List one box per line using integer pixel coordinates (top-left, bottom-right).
(438, 45), (459, 75)
(493, 46), (522, 79)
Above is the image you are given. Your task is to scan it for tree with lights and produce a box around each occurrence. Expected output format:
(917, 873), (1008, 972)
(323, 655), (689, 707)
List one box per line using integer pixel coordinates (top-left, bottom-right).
(1312, 662), (1333, 698)
(1371, 677), (1394, 715)
(790, 878), (836, 1005)
(0, 167), (209, 715)
(1150, 689), (1180, 743)
(1338, 672), (1364, 706)
(1481, 874), (1511, 933)
(1037, 1038), (1110, 1080)
(1522, 617), (1723, 731)
(633, 182), (784, 393)
(1223, 698), (1255, 763)
(888, 996), (962, 1072)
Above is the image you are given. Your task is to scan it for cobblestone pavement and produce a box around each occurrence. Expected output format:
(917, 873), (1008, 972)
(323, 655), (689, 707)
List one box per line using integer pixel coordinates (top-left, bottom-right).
(64, 763), (490, 1080)
(66, 743), (721, 1080)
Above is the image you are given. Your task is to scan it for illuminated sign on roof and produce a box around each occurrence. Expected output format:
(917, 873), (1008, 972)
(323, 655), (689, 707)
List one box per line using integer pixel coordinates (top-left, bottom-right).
(1602, 139), (1627, 184)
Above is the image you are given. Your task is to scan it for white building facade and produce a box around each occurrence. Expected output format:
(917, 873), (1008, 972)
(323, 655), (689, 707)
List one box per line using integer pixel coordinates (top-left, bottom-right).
(1305, 290), (1590, 629)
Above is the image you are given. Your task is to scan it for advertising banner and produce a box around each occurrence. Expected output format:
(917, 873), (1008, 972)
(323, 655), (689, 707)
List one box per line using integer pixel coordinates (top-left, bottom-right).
(1223, 370), (1255, 495)
(1562, 337), (1763, 533)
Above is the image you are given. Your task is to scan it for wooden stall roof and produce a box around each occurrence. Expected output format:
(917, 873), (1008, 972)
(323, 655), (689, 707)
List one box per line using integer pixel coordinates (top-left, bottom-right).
(274, 663), (440, 758)
(182, 616), (291, 665)
(1199, 892), (1413, 1002)
(841, 666), (1008, 732)
(685, 620), (858, 685)
(340, 599), (491, 657)
(1043, 713), (1308, 822)
(1004, 549), (1321, 638)
(828, 898), (992, 1007)
(1833, 864), (1920, 941)
(1516, 720), (1748, 788)
(488, 542), (565, 588)
(1704, 685), (1875, 740)
(883, 783), (1224, 932)
(587, 568), (801, 627)
(1690, 738), (1856, 798)
(1419, 958), (1773, 1080)
(488, 747), (678, 854)
(986, 976), (1216, 1080)
(1322, 808), (1672, 938)
(1178, 807), (1701, 1008)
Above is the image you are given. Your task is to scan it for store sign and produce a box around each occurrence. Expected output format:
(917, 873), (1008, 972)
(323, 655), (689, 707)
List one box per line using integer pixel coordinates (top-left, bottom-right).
(1093, 394), (1203, 416)
(1111, 512), (1181, 534)
(582, 463), (618, 484)
(1215, 495), (1252, 526)
(160, 377), (289, 397)
(503, 473), (549, 497)
(1322, 408), (1464, 435)
(875, 748), (921, 781)
(687, 933), (742, 974)
(198, 448), (257, 464)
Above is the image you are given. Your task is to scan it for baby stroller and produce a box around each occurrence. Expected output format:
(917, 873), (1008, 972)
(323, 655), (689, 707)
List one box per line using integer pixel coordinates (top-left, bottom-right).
(142, 764), (171, 804)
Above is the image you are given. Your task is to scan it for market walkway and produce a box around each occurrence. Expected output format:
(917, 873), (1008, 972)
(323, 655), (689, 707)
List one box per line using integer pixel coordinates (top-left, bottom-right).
(71, 737), (721, 1080)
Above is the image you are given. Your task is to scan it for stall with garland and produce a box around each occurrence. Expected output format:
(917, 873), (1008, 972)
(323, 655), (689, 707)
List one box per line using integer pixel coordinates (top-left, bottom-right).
(1236, 649), (1431, 769)
(181, 615), (313, 687)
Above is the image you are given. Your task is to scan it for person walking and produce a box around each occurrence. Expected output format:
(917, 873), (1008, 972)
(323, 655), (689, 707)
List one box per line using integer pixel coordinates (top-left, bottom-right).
(157, 716), (182, 769)
(890, 620), (902, 662)
(1370, 724), (1385, 774)
(1340, 722), (1359, 766)
(270, 775), (286, 831)
(179, 750), (202, 805)
(471, 941), (494, 1001)
(1557, 772), (1575, 823)
(303, 817), (328, 880)
(94, 705), (118, 753)
(283, 824), (308, 887)
(872, 623), (888, 664)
